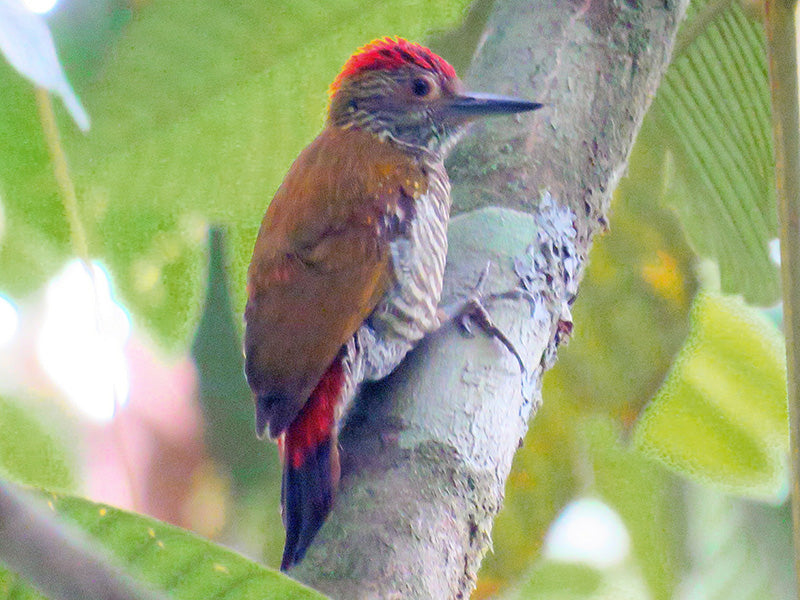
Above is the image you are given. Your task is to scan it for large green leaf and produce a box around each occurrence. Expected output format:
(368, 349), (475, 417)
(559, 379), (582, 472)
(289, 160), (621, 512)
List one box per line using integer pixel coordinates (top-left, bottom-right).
(0, 490), (326, 599)
(0, 0), (473, 349)
(633, 292), (788, 498)
(636, 0), (778, 304)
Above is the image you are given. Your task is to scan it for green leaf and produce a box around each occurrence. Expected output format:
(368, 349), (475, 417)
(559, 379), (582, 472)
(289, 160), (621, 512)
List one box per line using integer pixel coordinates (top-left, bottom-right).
(0, 491), (326, 600)
(633, 292), (789, 499)
(0, 569), (45, 600)
(637, 0), (778, 304)
(0, 396), (75, 492)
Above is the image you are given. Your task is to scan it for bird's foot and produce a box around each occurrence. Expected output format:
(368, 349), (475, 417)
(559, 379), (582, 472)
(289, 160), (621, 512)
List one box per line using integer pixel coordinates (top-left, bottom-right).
(439, 262), (534, 374)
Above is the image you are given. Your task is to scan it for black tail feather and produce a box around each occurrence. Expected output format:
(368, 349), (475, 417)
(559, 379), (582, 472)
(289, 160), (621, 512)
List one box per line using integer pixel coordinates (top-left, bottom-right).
(280, 436), (338, 571)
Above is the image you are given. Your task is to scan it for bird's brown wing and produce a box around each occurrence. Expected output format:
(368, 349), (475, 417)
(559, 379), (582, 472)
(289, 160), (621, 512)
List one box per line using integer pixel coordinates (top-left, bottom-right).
(244, 126), (428, 437)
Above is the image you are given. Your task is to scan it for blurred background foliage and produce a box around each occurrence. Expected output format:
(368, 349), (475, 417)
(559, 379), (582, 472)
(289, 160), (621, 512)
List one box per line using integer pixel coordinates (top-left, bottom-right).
(0, 0), (794, 598)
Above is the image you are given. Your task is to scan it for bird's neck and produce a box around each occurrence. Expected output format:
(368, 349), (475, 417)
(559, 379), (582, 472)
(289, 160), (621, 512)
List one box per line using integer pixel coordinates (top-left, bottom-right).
(327, 112), (455, 160)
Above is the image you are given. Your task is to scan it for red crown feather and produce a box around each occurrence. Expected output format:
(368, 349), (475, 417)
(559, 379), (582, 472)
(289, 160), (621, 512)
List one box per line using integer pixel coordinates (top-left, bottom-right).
(329, 37), (456, 97)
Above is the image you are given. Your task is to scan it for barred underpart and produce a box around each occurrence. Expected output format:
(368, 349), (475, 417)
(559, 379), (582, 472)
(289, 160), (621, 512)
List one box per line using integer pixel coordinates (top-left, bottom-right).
(357, 157), (450, 382)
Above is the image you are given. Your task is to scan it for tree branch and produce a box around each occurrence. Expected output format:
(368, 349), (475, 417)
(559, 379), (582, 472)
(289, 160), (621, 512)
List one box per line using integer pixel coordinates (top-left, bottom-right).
(292, 1), (689, 597)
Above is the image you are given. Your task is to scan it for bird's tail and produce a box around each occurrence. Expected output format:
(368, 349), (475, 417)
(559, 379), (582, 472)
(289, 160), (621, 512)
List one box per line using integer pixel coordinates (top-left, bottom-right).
(279, 358), (344, 571)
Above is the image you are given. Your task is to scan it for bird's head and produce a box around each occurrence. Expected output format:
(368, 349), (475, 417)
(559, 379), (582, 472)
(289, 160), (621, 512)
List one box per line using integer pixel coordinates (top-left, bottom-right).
(328, 37), (541, 156)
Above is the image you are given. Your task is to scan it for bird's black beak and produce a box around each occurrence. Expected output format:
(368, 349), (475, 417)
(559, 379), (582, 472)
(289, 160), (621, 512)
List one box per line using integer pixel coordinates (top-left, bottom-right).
(446, 92), (543, 119)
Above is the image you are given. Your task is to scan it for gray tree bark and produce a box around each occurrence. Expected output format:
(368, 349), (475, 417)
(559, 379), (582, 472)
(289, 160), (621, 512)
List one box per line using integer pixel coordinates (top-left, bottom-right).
(292, 1), (689, 598)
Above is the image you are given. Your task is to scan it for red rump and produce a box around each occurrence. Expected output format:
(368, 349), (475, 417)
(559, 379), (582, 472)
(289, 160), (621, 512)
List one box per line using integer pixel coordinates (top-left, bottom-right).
(330, 37), (457, 96)
(283, 359), (344, 469)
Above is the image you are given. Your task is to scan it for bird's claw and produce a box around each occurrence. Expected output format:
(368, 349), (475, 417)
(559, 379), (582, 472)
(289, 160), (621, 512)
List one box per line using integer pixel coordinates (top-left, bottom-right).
(458, 312), (475, 337)
(441, 264), (529, 374)
(459, 297), (527, 374)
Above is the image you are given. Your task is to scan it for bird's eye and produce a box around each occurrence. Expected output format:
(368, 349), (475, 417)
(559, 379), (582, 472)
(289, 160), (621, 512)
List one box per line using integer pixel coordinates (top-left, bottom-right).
(412, 78), (431, 97)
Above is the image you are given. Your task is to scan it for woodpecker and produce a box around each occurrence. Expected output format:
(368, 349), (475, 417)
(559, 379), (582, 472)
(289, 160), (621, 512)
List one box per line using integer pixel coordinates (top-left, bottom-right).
(244, 37), (541, 570)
